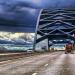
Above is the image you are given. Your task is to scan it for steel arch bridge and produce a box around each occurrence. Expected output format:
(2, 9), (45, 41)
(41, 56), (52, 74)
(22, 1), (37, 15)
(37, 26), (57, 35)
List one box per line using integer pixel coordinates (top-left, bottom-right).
(34, 9), (75, 50)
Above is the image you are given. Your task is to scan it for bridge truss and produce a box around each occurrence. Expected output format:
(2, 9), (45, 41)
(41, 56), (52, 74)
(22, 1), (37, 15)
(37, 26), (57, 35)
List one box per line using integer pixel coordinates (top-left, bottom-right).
(34, 9), (75, 50)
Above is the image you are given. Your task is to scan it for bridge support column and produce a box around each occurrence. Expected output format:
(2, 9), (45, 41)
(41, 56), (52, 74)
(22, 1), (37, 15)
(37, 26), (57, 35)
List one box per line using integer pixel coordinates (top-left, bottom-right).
(48, 38), (50, 51)
(73, 41), (75, 50)
(33, 33), (37, 51)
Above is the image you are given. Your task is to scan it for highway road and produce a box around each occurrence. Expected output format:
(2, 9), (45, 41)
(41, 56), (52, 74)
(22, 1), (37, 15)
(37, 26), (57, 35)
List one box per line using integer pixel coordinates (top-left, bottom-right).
(0, 52), (75, 75)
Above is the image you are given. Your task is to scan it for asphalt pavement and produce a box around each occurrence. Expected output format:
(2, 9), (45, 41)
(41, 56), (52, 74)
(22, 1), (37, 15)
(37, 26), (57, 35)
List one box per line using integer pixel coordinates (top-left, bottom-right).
(0, 52), (74, 75)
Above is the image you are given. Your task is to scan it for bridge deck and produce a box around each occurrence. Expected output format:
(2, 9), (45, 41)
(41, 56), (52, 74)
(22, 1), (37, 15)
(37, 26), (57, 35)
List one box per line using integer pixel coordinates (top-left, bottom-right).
(0, 51), (74, 75)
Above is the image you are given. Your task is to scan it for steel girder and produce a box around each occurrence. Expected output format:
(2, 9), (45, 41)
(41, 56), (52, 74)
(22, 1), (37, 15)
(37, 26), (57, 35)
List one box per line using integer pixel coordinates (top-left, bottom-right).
(34, 9), (75, 50)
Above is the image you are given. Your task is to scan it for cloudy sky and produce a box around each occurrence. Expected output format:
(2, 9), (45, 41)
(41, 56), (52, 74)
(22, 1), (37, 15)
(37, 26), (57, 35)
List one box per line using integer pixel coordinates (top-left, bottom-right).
(0, 31), (35, 44)
(0, 0), (74, 32)
(0, 0), (75, 44)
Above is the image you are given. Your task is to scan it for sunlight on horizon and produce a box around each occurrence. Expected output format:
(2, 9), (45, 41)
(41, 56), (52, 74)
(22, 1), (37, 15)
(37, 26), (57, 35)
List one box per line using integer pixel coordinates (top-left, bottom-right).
(0, 32), (35, 40)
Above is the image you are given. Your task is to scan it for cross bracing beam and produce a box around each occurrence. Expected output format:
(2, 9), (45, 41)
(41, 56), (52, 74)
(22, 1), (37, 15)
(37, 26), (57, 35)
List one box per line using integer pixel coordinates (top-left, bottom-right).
(40, 28), (75, 33)
(40, 18), (75, 22)
(39, 20), (75, 26)
(36, 29), (57, 43)
(58, 29), (75, 41)
(41, 11), (75, 20)
(41, 12), (75, 16)
(37, 30), (46, 36)
(69, 29), (75, 34)
(39, 29), (75, 34)
(42, 9), (75, 15)
(62, 21), (75, 27)
(36, 35), (48, 44)
(36, 35), (71, 44)
(36, 29), (75, 44)
(40, 14), (75, 21)
(41, 13), (75, 16)
(36, 30), (75, 44)
(39, 20), (75, 29)
(39, 21), (57, 29)
(48, 29), (69, 35)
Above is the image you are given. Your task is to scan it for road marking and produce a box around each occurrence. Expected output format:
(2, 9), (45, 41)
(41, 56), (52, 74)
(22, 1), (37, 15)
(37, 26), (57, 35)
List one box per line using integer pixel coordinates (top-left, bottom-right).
(32, 73), (38, 75)
(44, 64), (48, 66)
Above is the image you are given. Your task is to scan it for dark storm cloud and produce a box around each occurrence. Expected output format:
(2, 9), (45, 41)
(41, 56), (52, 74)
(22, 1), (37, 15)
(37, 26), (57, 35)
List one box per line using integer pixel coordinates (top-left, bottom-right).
(0, 0), (40, 32)
(0, 0), (75, 32)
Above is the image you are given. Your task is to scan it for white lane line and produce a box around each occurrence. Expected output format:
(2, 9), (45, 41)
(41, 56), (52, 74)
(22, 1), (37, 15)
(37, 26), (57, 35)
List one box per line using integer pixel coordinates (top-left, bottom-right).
(32, 73), (38, 75)
(43, 54), (66, 75)
(44, 64), (48, 67)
